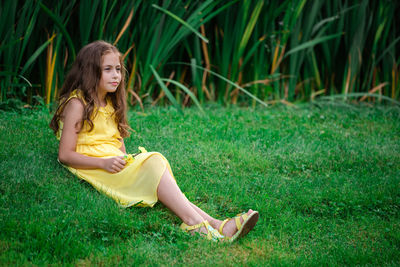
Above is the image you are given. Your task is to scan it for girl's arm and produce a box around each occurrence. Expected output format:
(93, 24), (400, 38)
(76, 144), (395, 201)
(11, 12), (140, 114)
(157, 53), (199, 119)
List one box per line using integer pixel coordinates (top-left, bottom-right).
(58, 98), (126, 173)
(119, 138), (126, 154)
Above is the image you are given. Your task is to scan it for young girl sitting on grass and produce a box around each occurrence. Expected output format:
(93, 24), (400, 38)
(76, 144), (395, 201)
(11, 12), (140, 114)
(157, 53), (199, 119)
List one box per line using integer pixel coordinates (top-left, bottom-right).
(50, 40), (259, 242)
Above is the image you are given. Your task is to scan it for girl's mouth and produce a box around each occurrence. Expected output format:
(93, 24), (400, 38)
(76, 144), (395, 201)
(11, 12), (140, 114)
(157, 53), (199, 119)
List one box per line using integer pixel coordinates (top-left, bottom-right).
(111, 82), (119, 86)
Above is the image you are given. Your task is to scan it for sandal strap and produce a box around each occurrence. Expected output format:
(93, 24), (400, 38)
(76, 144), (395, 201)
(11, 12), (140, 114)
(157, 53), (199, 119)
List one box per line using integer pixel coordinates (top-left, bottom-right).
(203, 221), (216, 240)
(218, 219), (230, 235)
(180, 220), (224, 241)
(234, 212), (248, 230)
(219, 212), (249, 235)
(180, 221), (207, 231)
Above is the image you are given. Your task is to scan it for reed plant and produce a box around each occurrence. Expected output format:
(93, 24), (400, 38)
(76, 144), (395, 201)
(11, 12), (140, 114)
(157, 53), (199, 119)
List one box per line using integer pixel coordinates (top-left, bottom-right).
(0, 0), (399, 109)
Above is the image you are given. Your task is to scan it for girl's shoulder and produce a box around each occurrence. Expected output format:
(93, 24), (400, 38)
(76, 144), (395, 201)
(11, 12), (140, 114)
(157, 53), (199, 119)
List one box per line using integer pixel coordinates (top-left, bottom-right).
(64, 89), (86, 104)
(61, 96), (85, 121)
(64, 97), (85, 112)
(57, 89), (86, 118)
(56, 92), (85, 140)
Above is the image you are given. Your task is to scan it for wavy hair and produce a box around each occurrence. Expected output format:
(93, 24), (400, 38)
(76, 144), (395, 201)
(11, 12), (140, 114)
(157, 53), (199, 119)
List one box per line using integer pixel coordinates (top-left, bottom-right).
(50, 40), (130, 137)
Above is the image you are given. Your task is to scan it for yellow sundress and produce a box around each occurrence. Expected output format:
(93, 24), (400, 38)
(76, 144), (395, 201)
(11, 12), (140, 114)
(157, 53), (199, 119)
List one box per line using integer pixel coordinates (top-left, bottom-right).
(57, 90), (174, 207)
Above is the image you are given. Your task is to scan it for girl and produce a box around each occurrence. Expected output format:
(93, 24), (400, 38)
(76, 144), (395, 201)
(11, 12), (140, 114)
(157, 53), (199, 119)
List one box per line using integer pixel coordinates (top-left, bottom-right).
(50, 40), (259, 242)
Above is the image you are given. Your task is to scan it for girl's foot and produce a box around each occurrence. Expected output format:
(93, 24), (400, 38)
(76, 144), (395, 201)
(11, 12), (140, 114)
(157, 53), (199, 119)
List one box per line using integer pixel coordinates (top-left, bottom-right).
(217, 209), (259, 241)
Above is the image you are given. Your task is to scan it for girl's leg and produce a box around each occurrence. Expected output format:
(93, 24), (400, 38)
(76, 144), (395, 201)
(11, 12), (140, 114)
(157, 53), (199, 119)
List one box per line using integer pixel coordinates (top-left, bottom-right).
(156, 168), (204, 227)
(181, 198), (220, 227)
(157, 168), (256, 238)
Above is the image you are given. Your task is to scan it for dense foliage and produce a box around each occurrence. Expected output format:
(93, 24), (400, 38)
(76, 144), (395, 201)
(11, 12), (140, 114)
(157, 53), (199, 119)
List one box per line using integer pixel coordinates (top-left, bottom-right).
(1, 0), (399, 108)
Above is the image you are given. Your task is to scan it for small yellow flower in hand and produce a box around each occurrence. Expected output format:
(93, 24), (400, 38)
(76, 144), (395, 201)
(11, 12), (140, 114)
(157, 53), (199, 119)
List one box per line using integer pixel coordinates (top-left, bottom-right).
(124, 154), (134, 164)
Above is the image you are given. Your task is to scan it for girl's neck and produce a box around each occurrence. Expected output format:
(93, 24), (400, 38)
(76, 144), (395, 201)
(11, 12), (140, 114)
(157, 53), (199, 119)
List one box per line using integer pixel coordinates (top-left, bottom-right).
(96, 92), (108, 107)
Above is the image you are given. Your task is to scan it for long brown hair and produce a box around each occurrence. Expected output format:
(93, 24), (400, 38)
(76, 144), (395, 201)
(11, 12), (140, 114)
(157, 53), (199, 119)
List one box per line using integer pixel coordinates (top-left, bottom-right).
(50, 40), (130, 137)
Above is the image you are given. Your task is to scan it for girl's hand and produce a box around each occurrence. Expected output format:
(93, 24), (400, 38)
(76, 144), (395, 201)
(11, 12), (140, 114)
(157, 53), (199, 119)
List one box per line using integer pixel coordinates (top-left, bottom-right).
(102, 156), (126, 173)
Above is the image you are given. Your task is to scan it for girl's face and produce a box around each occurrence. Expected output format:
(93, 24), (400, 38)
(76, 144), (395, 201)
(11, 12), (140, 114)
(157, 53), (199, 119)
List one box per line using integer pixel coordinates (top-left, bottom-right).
(97, 52), (122, 99)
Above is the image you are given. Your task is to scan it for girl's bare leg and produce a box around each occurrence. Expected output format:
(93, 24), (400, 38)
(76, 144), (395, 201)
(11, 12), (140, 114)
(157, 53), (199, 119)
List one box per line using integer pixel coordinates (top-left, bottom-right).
(182, 199), (220, 226)
(156, 168), (204, 227)
(157, 168), (255, 237)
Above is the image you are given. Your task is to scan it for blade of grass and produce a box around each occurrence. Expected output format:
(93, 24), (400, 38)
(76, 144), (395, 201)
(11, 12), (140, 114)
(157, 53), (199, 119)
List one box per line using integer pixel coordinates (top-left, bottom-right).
(161, 78), (204, 114)
(150, 65), (183, 114)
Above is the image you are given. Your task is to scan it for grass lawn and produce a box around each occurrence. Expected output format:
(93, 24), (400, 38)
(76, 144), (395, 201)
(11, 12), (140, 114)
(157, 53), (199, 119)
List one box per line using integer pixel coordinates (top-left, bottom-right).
(0, 104), (399, 266)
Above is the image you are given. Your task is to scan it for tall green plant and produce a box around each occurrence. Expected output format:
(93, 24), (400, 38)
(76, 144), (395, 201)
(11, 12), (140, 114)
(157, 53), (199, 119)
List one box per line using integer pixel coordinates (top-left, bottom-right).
(0, 1), (42, 102)
(132, 0), (227, 104)
(208, 0), (266, 104)
(1, 0), (399, 109)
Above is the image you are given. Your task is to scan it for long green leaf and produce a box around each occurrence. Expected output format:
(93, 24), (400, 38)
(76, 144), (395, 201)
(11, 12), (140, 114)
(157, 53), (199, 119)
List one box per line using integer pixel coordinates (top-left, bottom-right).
(79, 0), (100, 46)
(237, 0), (264, 59)
(161, 78), (205, 114)
(149, 65), (183, 114)
(152, 4), (208, 43)
(17, 2), (40, 68)
(311, 4), (358, 36)
(39, 1), (76, 59)
(0, 38), (23, 52)
(285, 33), (343, 58)
(375, 36), (400, 64)
(20, 35), (55, 75)
(171, 62), (268, 108)
(319, 93), (400, 105)
(201, 0), (239, 25)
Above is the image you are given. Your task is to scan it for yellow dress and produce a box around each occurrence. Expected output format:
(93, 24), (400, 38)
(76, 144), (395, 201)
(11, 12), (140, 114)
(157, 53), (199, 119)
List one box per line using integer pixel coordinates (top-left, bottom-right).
(57, 90), (174, 208)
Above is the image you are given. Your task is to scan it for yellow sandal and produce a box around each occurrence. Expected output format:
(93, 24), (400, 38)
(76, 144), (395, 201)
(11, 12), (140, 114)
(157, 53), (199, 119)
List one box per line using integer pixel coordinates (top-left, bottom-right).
(219, 211), (259, 242)
(180, 220), (225, 242)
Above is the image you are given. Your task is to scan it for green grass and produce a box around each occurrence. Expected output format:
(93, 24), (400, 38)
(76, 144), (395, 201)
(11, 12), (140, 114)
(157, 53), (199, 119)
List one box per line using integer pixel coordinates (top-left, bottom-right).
(0, 104), (399, 266)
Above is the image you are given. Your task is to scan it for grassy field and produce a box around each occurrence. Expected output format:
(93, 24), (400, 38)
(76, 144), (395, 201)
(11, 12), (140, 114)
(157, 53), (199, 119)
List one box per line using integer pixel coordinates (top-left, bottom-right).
(0, 104), (399, 266)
